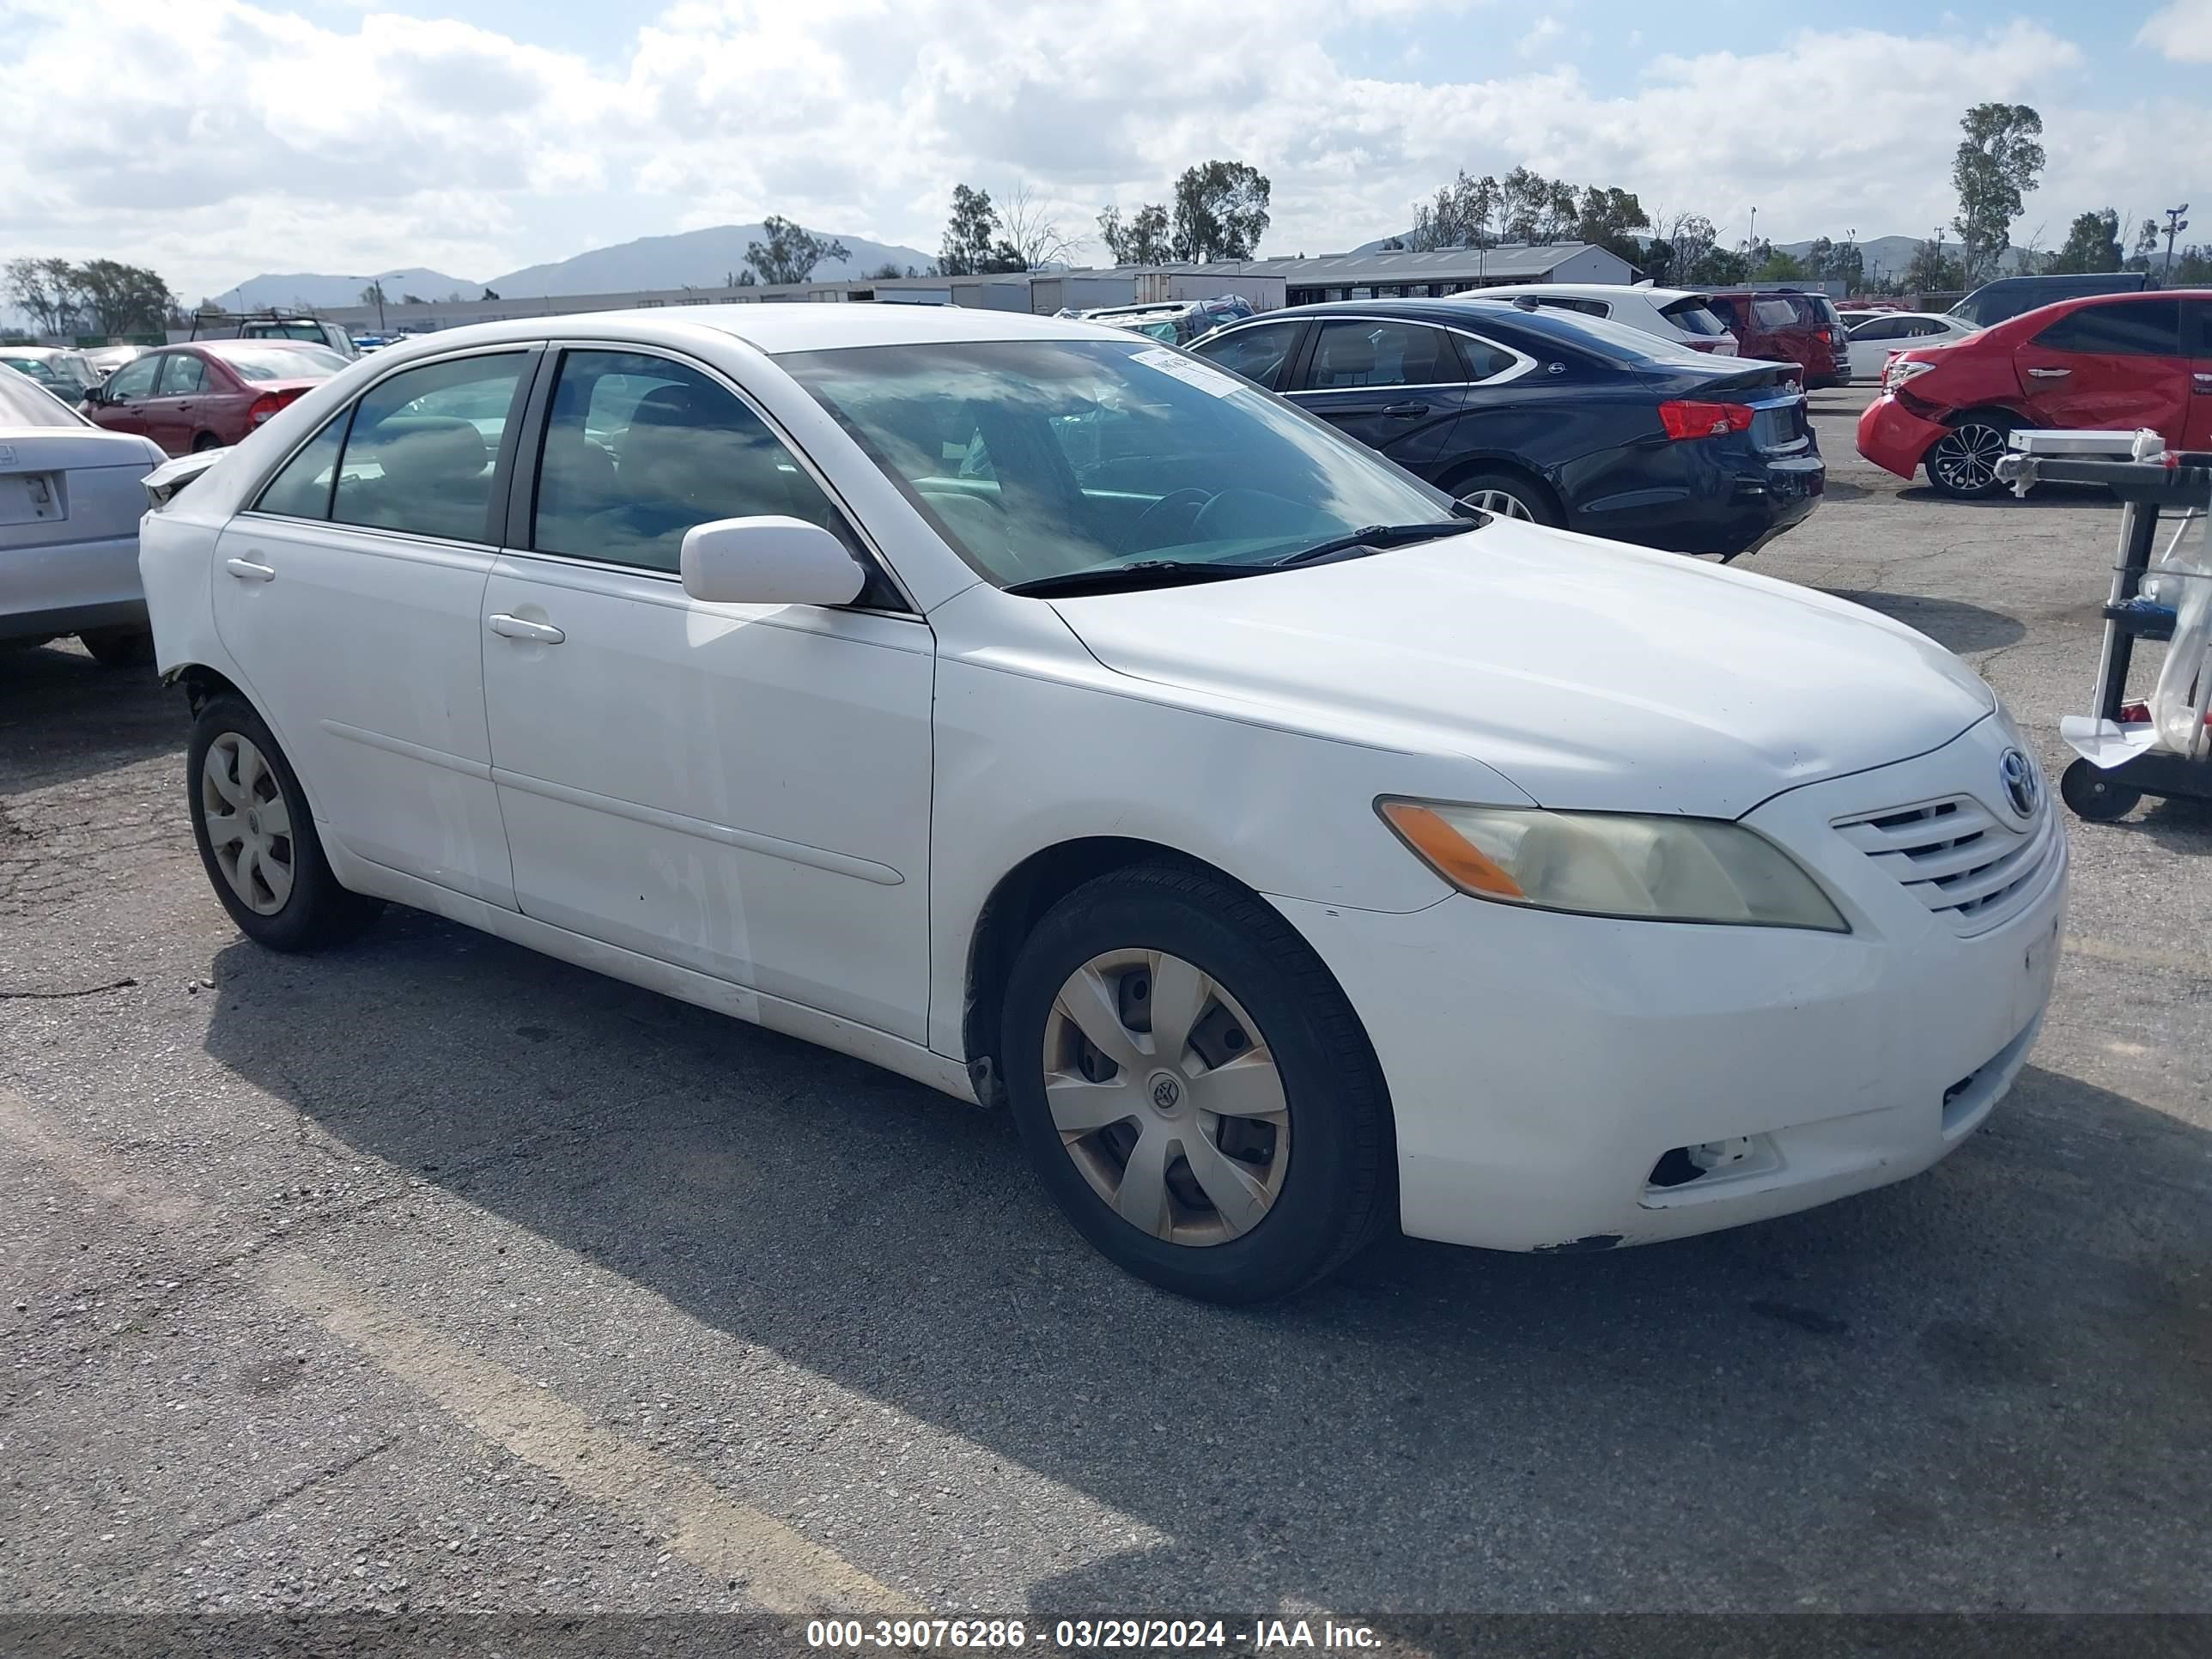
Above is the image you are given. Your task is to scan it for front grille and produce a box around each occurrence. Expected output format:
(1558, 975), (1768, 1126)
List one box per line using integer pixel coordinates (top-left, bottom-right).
(1832, 792), (2058, 932)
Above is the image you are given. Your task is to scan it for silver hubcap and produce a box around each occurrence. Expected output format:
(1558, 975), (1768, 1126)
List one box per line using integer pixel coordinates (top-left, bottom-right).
(1042, 949), (1289, 1247)
(1460, 488), (1534, 521)
(1929, 424), (2006, 493)
(201, 733), (294, 915)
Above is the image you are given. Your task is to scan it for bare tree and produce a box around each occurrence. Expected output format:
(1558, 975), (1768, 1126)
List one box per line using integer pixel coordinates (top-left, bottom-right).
(999, 182), (1083, 270)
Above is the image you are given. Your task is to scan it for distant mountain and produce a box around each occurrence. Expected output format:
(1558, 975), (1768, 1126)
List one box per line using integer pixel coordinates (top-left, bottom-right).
(484, 224), (936, 297)
(211, 268), (485, 311)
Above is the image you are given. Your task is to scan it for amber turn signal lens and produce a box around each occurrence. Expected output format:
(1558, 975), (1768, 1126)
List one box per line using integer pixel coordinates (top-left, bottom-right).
(1378, 801), (1528, 900)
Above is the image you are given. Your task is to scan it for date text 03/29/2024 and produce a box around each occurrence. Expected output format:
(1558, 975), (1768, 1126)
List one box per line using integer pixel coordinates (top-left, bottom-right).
(805, 1618), (1382, 1650)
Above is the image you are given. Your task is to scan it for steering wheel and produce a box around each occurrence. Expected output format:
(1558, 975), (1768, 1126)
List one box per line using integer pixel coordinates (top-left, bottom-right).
(1132, 488), (1217, 551)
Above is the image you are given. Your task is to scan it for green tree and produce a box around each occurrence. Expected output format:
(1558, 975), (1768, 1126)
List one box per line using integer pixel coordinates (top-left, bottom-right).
(69, 259), (172, 337)
(866, 262), (906, 281)
(744, 216), (851, 286)
(359, 280), (387, 310)
(2124, 216), (2160, 273)
(1686, 242), (1748, 286)
(1804, 237), (1864, 289)
(2050, 210), (2124, 274)
(1097, 202), (1172, 265)
(939, 185), (1024, 276)
(1753, 248), (1809, 282)
(481, 288), (500, 301)
(1407, 172), (1499, 251)
(1498, 167), (1551, 242)
(1950, 102), (2044, 286)
(1905, 229), (1965, 293)
(3, 257), (84, 337)
(1572, 186), (1649, 262)
(1170, 161), (1271, 262)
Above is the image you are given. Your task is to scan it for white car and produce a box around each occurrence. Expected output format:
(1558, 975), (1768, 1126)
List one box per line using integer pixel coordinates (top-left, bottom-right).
(1, 366), (167, 665)
(137, 305), (2065, 1301)
(1844, 312), (1978, 382)
(1464, 284), (1739, 356)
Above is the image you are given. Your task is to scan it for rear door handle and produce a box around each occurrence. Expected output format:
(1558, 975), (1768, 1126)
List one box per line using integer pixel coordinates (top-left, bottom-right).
(1382, 401), (1430, 419)
(2026, 368), (2070, 379)
(488, 613), (565, 645)
(2194, 372), (2212, 392)
(223, 557), (276, 582)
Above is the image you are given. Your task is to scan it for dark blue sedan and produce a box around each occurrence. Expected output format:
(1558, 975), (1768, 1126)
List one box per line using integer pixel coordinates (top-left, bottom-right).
(1190, 298), (1823, 560)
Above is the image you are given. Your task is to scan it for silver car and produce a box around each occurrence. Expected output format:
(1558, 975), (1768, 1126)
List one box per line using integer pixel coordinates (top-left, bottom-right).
(0, 366), (167, 666)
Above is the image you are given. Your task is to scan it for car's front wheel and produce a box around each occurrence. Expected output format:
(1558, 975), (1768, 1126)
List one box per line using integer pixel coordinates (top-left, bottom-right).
(1000, 863), (1391, 1302)
(1924, 416), (2014, 499)
(186, 694), (382, 951)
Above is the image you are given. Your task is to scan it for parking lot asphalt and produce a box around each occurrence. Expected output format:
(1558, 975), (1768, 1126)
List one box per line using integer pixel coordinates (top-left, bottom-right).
(2, 384), (2207, 1621)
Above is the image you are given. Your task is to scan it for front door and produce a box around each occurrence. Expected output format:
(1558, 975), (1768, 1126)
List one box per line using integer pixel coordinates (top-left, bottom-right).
(479, 347), (935, 1041)
(2185, 299), (2212, 452)
(2013, 297), (2192, 444)
(93, 356), (161, 442)
(1286, 317), (1471, 478)
(210, 347), (537, 908)
(145, 352), (212, 455)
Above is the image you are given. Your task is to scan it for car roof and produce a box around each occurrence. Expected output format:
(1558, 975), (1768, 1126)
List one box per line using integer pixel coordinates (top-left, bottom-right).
(1470, 283), (1702, 303)
(1255, 295), (1650, 354)
(2, 345), (71, 359)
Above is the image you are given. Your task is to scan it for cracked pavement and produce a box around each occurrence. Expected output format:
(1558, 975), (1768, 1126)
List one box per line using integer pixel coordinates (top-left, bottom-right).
(2, 386), (2207, 1620)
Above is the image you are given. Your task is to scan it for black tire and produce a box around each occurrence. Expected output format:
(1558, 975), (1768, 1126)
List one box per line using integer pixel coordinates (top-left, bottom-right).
(1000, 861), (1392, 1303)
(78, 627), (155, 668)
(1449, 468), (1561, 528)
(1923, 415), (2014, 500)
(190, 433), (222, 453)
(186, 693), (382, 951)
(2059, 757), (2142, 823)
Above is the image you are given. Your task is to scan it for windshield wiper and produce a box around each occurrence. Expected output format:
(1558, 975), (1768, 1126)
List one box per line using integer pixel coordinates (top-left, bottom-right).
(1002, 559), (1268, 599)
(1267, 520), (1479, 568)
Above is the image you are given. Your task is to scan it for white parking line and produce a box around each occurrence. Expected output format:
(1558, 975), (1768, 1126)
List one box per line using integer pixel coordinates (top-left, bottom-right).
(0, 1085), (915, 1616)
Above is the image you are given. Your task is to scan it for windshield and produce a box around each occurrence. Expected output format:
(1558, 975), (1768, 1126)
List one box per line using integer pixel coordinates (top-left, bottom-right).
(0, 366), (90, 427)
(782, 337), (1455, 589)
(219, 344), (348, 380)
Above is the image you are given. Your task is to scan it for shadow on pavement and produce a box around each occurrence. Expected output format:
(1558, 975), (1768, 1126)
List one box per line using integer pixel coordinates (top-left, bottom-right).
(1820, 589), (2027, 653)
(198, 902), (2212, 1612)
(0, 641), (180, 792)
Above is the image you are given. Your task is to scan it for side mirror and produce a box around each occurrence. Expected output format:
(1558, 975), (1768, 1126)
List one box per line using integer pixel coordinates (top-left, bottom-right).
(679, 516), (866, 607)
(78, 384), (103, 405)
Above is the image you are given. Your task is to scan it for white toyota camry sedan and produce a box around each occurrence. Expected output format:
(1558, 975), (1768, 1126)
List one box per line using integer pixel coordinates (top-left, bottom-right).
(139, 303), (2066, 1302)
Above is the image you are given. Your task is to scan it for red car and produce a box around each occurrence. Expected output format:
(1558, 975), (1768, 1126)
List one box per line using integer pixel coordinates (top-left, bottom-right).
(1858, 291), (2212, 498)
(82, 340), (348, 456)
(1705, 289), (1853, 389)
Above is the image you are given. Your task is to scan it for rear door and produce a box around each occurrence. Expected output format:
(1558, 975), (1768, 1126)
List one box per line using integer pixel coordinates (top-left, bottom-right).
(1285, 317), (1471, 476)
(2014, 297), (2191, 442)
(2186, 299), (2212, 451)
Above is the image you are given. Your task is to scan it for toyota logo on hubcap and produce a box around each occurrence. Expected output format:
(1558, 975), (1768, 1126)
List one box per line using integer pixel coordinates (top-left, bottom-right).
(1152, 1078), (1181, 1109)
(1999, 749), (2039, 819)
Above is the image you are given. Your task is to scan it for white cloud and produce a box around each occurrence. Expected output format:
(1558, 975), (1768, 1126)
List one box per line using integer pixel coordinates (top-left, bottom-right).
(1516, 17), (1563, 58)
(1, 0), (2200, 301)
(2138, 0), (2212, 61)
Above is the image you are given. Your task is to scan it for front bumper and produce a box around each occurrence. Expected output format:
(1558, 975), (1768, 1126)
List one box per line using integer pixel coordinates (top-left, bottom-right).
(1856, 393), (1948, 480)
(1274, 716), (2068, 1254)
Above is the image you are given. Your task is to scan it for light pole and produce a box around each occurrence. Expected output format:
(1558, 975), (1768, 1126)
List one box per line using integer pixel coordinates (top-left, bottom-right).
(2164, 205), (2191, 282)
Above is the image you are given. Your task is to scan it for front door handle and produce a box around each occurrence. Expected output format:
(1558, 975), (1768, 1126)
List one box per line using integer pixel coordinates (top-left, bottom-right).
(2026, 367), (2070, 380)
(1382, 401), (1430, 419)
(223, 557), (276, 582)
(488, 613), (566, 645)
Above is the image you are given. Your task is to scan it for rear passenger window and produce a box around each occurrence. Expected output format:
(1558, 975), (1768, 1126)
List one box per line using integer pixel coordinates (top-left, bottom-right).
(2032, 301), (2184, 357)
(1753, 299), (1799, 329)
(1306, 320), (1462, 388)
(331, 354), (528, 543)
(532, 349), (860, 580)
(254, 412), (349, 520)
(1455, 336), (1520, 380)
(161, 355), (208, 395)
(1534, 296), (1607, 318)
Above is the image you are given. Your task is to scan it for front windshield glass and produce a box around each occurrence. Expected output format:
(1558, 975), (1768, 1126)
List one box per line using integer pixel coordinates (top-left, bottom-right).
(781, 337), (1453, 588)
(0, 366), (90, 426)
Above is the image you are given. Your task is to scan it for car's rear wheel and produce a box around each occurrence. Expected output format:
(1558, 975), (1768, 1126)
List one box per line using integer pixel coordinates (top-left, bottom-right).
(190, 433), (222, 453)
(187, 694), (382, 951)
(1453, 470), (1559, 527)
(78, 627), (154, 668)
(1000, 862), (1391, 1302)
(1924, 416), (2014, 499)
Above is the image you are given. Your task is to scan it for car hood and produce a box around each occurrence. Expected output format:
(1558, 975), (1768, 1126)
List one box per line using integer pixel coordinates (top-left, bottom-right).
(1048, 524), (1995, 818)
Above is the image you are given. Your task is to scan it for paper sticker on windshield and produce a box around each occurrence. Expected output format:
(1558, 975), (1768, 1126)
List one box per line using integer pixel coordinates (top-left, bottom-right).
(1133, 347), (1243, 398)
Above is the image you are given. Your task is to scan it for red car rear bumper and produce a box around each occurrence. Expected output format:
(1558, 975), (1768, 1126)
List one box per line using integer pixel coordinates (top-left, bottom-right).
(1856, 393), (1948, 480)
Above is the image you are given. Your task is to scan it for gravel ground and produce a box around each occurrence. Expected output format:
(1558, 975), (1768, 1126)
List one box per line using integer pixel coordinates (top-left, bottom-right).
(2, 386), (2206, 1626)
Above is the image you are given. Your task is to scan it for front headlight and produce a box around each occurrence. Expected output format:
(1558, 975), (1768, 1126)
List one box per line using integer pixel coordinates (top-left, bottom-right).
(1884, 357), (1936, 392)
(1378, 799), (1849, 932)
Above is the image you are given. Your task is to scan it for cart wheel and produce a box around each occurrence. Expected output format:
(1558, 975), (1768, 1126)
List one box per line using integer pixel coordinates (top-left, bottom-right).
(2060, 758), (2142, 822)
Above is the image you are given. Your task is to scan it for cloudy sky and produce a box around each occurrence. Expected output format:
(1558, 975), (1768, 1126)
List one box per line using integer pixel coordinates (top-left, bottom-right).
(7, 0), (2211, 301)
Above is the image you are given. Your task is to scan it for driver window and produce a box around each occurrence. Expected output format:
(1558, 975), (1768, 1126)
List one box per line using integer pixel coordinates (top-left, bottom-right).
(104, 358), (161, 401)
(532, 349), (878, 591)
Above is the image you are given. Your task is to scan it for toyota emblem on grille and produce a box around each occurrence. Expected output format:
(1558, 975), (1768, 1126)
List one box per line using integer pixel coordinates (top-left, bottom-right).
(1999, 748), (2039, 818)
